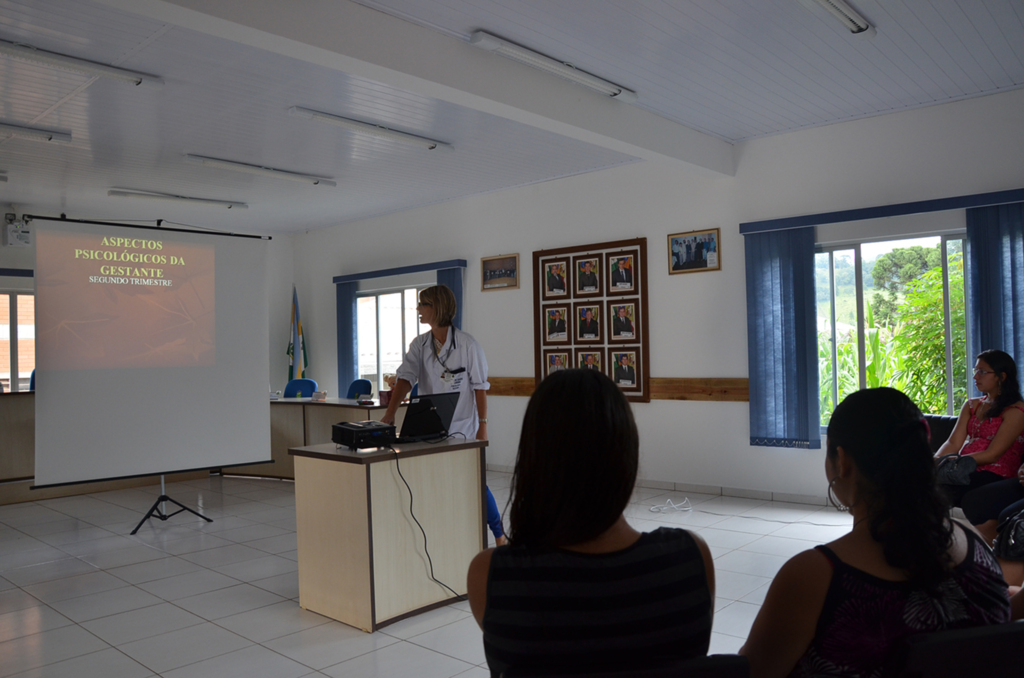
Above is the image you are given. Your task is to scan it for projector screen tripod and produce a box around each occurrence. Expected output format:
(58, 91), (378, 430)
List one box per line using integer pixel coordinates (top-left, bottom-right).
(131, 475), (212, 535)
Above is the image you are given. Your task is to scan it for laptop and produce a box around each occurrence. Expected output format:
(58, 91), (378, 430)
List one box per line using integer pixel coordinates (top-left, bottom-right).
(395, 392), (461, 443)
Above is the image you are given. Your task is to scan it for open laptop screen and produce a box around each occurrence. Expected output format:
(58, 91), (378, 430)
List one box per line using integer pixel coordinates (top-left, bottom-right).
(398, 392), (461, 441)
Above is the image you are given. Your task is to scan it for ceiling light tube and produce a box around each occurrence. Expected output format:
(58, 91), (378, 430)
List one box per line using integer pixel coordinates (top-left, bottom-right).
(802, 0), (875, 35)
(469, 31), (637, 103)
(289, 107), (452, 151)
(0, 38), (162, 87)
(107, 190), (247, 209)
(185, 154), (336, 187)
(0, 121), (71, 143)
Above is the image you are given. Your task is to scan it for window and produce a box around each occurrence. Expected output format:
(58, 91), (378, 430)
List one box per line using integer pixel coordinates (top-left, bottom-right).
(357, 287), (429, 393)
(1, 293), (35, 392)
(816, 235), (967, 422)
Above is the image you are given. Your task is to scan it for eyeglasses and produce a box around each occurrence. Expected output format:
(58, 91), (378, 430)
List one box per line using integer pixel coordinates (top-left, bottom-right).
(973, 368), (995, 376)
(416, 301), (432, 308)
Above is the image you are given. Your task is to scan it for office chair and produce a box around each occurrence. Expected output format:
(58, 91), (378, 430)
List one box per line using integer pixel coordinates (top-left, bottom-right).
(505, 654), (749, 677)
(346, 378), (373, 399)
(283, 378), (317, 398)
(29, 368), (35, 392)
(410, 383), (418, 398)
(884, 620), (1024, 677)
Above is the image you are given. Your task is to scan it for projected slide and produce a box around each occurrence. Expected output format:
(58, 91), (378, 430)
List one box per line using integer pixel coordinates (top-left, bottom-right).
(35, 230), (215, 369)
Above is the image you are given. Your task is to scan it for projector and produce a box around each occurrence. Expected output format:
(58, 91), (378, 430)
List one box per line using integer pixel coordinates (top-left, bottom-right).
(332, 420), (395, 449)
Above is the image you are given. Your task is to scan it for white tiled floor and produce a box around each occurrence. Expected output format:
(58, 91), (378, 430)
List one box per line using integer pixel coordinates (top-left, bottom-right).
(0, 472), (851, 677)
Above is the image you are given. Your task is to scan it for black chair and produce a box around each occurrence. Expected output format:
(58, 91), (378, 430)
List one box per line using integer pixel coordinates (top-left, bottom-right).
(505, 654), (749, 678)
(884, 620), (1024, 677)
(923, 414), (957, 454)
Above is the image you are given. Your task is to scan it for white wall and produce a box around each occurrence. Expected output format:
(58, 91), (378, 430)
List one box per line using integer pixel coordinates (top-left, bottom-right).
(288, 88), (1024, 499)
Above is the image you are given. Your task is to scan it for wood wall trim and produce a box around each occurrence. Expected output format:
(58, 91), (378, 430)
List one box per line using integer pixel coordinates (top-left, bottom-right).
(488, 377), (749, 401)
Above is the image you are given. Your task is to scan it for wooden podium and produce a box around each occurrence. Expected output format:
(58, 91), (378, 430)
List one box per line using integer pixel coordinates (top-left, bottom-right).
(289, 439), (487, 632)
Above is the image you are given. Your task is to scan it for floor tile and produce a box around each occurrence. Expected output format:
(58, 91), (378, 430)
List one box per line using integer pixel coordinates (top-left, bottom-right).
(707, 631), (745, 655)
(212, 524), (292, 544)
(4, 646), (154, 678)
(250, 571), (299, 599)
(0, 604), (73, 643)
(714, 570), (773, 602)
(406, 616), (486, 665)
(137, 569), (240, 601)
(174, 583), (285, 620)
(739, 535), (818, 559)
(2, 558), (97, 587)
(80, 601), (206, 646)
(772, 523), (851, 542)
(107, 556), (204, 584)
(0, 545), (71, 572)
(117, 622), (252, 674)
(78, 544), (167, 570)
(47, 585), (163, 623)
(0, 625), (110, 677)
(0, 589), (44, 615)
(322, 639), (475, 678)
(706, 516), (782, 535)
(246, 532), (298, 554)
(712, 600), (761, 639)
(212, 554), (298, 582)
(379, 605), (472, 641)
(22, 571), (128, 604)
(179, 544), (266, 568)
(35, 527), (117, 547)
(162, 644), (311, 678)
(695, 527), (763, 550)
(714, 550), (789, 579)
(214, 600), (332, 642)
(148, 532), (235, 556)
(263, 621), (400, 670)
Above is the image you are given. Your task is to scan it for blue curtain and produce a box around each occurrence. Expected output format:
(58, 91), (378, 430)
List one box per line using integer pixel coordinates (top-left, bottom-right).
(967, 202), (1024, 361)
(336, 282), (358, 395)
(744, 227), (820, 449)
(437, 267), (464, 330)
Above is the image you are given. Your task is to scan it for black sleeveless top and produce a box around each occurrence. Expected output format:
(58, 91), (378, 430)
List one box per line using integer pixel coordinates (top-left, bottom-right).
(482, 527), (712, 677)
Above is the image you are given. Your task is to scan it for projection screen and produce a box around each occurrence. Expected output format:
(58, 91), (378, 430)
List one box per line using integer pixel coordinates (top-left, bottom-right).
(33, 219), (271, 487)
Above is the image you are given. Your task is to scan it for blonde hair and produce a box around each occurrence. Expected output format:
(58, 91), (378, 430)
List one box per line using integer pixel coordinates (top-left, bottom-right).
(419, 285), (457, 327)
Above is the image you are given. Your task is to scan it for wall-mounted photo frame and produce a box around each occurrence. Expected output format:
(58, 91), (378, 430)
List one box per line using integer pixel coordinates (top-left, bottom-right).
(606, 249), (638, 295)
(542, 260), (569, 300)
(608, 347), (641, 392)
(573, 255), (602, 296)
(607, 298), (639, 343)
(574, 302), (602, 343)
(668, 227), (720, 275)
(542, 349), (570, 377)
(575, 348), (603, 373)
(542, 304), (570, 345)
(481, 253), (519, 291)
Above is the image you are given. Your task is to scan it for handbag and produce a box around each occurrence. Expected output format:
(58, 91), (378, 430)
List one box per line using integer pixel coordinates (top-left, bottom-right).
(935, 453), (977, 485)
(993, 507), (1024, 560)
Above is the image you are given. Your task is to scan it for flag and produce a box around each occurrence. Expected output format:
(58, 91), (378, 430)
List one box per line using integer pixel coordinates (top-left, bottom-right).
(287, 287), (308, 380)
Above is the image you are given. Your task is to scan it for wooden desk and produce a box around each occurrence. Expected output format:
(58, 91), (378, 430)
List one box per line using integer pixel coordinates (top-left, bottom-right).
(289, 439), (487, 632)
(231, 399), (406, 479)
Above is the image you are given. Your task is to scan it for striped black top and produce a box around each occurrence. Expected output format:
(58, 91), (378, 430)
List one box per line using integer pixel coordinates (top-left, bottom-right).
(482, 527), (712, 677)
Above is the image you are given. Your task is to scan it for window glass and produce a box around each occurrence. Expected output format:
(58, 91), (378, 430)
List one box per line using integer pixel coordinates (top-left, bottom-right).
(815, 253), (835, 426)
(379, 292), (403, 391)
(357, 296), (377, 390)
(831, 249), (860, 411)
(0, 295), (9, 392)
(16, 294), (34, 392)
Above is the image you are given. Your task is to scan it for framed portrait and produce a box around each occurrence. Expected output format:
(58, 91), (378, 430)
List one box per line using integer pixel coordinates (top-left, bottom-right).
(607, 298), (639, 343)
(668, 227), (720, 275)
(541, 259), (569, 300)
(542, 349), (570, 377)
(575, 348), (603, 373)
(608, 348), (640, 391)
(542, 304), (570, 345)
(572, 255), (601, 296)
(606, 249), (638, 295)
(481, 253), (519, 291)
(573, 302), (602, 343)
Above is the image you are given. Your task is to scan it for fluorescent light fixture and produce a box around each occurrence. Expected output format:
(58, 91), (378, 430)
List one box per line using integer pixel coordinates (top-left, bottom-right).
(108, 189), (247, 209)
(801, 0), (875, 35)
(0, 121), (71, 143)
(289, 107), (452, 151)
(185, 154), (336, 187)
(0, 38), (162, 87)
(469, 30), (637, 103)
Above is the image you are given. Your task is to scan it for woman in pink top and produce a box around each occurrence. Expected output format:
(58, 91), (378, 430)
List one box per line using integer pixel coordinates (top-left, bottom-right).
(935, 349), (1024, 543)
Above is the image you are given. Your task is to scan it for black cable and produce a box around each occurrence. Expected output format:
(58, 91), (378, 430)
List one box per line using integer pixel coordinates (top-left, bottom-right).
(389, 447), (463, 600)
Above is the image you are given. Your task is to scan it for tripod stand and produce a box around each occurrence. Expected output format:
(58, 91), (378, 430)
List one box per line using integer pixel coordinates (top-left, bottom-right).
(131, 475), (212, 535)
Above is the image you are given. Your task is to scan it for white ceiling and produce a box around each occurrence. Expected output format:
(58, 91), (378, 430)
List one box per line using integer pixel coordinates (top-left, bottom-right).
(1, 0), (1021, 235)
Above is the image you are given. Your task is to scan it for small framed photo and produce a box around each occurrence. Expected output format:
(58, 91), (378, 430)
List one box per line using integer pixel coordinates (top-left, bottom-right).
(606, 249), (638, 295)
(543, 349), (570, 377)
(541, 259), (569, 300)
(608, 348), (640, 391)
(573, 302), (602, 343)
(573, 255), (601, 296)
(668, 227), (720, 274)
(482, 254), (519, 291)
(576, 348), (603, 372)
(607, 299), (639, 343)
(542, 304), (570, 345)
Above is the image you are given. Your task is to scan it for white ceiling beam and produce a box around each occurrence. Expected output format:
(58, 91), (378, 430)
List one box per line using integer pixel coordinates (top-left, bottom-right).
(96, 0), (734, 176)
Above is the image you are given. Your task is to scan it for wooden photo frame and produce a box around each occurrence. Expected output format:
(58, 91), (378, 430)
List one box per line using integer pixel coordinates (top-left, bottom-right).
(606, 249), (638, 295)
(607, 298), (639, 343)
(481, 253), (519, 291)
(668, 227), (720, 274)
(575, 348), (603, 373)
(608, 347), (641, 392)
(542, 304), (570, 345)
(574, 302), (602, 343)
(541, 259), (569, 300)
(542, 349), (571, 378)
(572, 254), (602, 297)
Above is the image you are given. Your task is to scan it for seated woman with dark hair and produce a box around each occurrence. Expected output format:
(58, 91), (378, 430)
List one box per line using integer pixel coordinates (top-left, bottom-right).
(467, 369), (715, 677)
(741, 388), (1010, 678)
